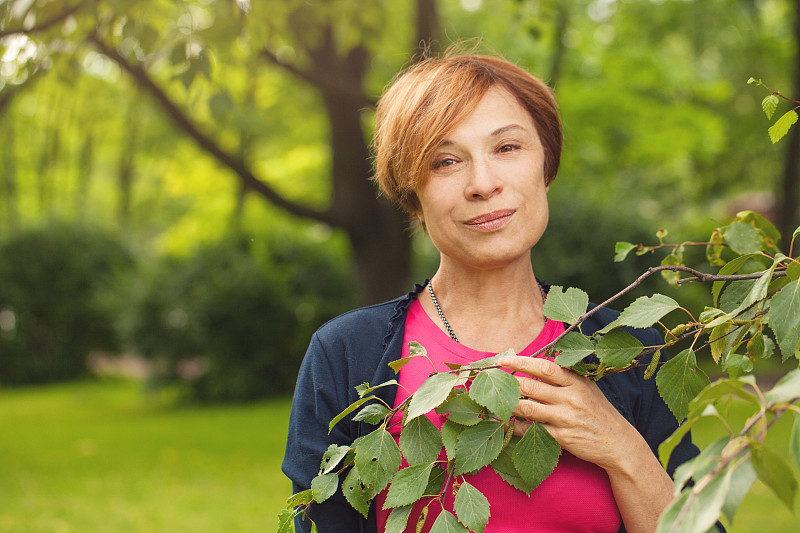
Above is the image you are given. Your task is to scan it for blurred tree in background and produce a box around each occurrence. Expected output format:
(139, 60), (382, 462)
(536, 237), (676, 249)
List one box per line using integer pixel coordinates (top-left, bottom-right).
(0, 0), (798, 396)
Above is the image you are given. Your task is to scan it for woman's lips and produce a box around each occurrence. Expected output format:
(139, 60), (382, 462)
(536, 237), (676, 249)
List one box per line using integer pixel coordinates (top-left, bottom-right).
(464, 209), (515, 231)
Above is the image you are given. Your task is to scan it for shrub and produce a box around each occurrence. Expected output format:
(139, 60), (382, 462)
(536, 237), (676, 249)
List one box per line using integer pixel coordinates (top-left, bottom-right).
(0, 223), (132, 384)
(114, 233), (355, 401)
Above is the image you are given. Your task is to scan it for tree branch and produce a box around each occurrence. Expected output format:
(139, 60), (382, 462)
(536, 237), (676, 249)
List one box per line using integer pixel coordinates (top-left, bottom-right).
(259, 46), (376, 108)
(88, 32), (336, 226)
(0, 5), (81, 38)
(676, 267), (787, 284)
(532, 265), (785, 360)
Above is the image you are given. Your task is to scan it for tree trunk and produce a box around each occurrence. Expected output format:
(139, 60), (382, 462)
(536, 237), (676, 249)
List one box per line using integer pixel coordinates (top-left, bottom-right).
(547, 4), (569, 88)
(2, 117), (18, 231)
(117, 104), (138, 228)
(314, 39), (412, 304)
(776, 0), (800, 250)
(75, 131), (93, 219)
(415, 0), (440, 58)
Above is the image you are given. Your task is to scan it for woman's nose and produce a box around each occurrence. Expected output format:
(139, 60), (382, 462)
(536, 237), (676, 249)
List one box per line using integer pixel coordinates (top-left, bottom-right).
(464, 159), (503, 200)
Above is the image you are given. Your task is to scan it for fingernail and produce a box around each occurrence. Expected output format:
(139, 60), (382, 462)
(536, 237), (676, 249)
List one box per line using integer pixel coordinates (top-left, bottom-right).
(499, 356), (511, 365)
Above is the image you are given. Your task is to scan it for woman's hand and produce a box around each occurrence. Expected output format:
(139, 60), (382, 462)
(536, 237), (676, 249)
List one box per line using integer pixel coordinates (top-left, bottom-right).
(498, 354), (638, 470)
(498, 355), (673, 533)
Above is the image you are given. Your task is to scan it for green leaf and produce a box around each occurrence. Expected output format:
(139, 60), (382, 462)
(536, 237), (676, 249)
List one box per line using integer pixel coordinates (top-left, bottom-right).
(384, 462), (436, 508)
(409, 342), (427, 356)
(354, 427), (402, 495)
(788, 260), (800, 282)
(660, 253), (683, 286)
(388, 357), (413, 374)
(469, 352), (508, 369)
(453, 481), (491, 532)
(286, 488), (313, 507)
(747, 331), (766, 359)
(469, 368), (520, 423)
(436, 394), (484, 426)
(407, 373), (464, 421)
(769, 109), (799, 143)
(736, 211), (782, 248)
(424, 464), (447, 496)
(724, 221), (765, 255)
(768, 281), (800, 361)
(750, 441), (798, 510)
(764, 368), (800, 404)
(512, 423), (561, 489)
(728, 258), (779, 321)
(594, 329), (644, 368)
(311, 472), (339, 503)
(656, 349), (711, 421)
(342, 465), (370, 517)
(614, 241), (637, 262)
(554, 332), (596, 367)
(722, 459), (757, 523)
(385, 505), (414, 533)
(712, 254), (761, 306)
(491, 437), (536, 494)
(441, 421), (461, 461)
(277, 508), (296, 533)
(356, 380), (398, 398)
(542, 286), (589, 325)
(353, 403), (392, 424)
(399, 416), (442, 465)
(319, 444), (351, 475)
(598, 294), (680, 334)
(762, 94), (780, 119)
(688, 378), (760, 416)
(429, 510), (469, 533)
(672, 438), (730, 493)
(720, 279), (756, 313)
(329, 396), (376, 433)
(792, 413), (800, 473)
(656, 463), (733, 533)
(454, 421), (506, 476)
(710, 322), (731, 363)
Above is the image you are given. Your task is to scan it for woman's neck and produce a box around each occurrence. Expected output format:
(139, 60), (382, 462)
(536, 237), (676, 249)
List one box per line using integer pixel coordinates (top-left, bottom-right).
(422, 256), (546, 353)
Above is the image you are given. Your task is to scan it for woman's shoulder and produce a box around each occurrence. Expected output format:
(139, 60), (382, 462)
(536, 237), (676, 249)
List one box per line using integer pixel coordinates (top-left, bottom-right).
(312, 283), (424, 347)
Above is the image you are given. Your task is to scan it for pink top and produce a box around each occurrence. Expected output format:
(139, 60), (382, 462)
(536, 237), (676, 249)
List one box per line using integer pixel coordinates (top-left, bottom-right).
(374, 299), (622, 532)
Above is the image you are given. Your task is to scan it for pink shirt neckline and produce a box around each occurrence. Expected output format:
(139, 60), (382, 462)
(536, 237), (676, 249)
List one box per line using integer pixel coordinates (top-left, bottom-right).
(374, 298), (622, 533)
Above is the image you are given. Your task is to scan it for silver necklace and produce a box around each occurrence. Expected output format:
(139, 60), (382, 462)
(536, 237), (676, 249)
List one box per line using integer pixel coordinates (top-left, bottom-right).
(428, 282), (459, 342)
(427, 280), (548, 344)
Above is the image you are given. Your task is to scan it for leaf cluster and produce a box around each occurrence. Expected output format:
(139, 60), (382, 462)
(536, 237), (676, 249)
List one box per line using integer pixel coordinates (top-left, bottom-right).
(748, 77), (800, 144)
(280, 351), (562, 532)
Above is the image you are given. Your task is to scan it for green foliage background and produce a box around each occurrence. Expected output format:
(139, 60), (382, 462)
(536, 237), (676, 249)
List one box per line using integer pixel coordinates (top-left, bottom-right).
(1, 1), (799, 529)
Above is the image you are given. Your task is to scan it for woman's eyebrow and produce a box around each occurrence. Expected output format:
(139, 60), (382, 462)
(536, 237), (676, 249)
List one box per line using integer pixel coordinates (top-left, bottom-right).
(489, 124), (527, 137)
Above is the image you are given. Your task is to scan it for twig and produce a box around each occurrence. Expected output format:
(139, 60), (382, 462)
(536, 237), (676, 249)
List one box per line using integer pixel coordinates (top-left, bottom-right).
(0, 5), (80, 38)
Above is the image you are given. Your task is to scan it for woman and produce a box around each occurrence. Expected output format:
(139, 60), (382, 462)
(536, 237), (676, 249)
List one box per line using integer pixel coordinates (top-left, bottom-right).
(282, 52), (697, 533)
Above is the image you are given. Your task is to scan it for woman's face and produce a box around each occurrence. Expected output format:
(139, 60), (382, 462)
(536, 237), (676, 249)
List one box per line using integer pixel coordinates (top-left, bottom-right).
(416, 85), (549, 271)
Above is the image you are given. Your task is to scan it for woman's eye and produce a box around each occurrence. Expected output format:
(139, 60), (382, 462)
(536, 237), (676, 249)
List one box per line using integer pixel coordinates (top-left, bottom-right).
(498, 144), (519, 153)
(434, 158), (456, 169)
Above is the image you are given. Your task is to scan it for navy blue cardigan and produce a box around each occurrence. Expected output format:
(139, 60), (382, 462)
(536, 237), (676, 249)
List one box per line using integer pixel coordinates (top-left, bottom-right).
(282, 282), (698, 533)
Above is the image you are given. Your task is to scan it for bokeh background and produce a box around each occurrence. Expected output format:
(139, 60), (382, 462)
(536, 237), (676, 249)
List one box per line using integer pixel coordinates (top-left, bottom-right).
(1, 0), (798, 531)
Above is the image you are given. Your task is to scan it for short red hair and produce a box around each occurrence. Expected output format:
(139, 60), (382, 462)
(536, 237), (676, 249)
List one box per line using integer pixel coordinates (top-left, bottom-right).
(372, 52), (562, 217)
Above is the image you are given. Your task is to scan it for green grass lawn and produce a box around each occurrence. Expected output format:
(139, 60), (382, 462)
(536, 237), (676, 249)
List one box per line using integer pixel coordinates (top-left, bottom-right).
(0, 380), (292, 532)
(1, 380), (796, 532)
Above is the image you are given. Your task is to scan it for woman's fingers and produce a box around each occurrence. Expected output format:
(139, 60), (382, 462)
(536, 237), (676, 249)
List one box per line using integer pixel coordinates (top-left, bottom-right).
(499, 355), (574, 387)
